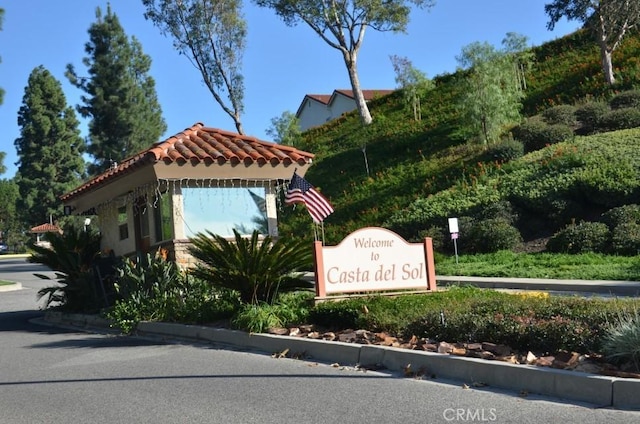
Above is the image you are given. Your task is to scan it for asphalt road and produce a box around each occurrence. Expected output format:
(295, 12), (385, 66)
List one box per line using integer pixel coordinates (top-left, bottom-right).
(1, 257), (639, 423)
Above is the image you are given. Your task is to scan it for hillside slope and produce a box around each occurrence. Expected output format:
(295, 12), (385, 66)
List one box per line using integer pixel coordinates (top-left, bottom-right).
(279, 29), (640, 250)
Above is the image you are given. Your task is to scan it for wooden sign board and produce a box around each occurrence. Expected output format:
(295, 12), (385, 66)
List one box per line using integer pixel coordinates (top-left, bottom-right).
(313, 227), (436, 299)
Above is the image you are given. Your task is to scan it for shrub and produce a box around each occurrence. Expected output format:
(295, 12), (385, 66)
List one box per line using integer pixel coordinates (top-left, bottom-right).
(232, 303), (286, 333)
(513, 121), (574, 152)
(454, 216), (477, 254)
(610, 222), (640, 256)
(599, 108), (640, 131)
(486, 138), (524, 162)
(541, 104), (577, 126)
(512, 120), (546, 150)
(418, 225), (448, 253)
(107, 250), (239, 333)
(537, 124), (575, 148)
(309, 297), (367, 330)
(477, 200), (518, 224)
(609, 90), (640, 110)
(404, 294), (610, 353)
(30, 223), (103, 312)
(575, 101), (609, 134)
(601, 204), (640, 228)
(231, 291), (314, 333)
(188, 229), (313, 305)
(546, 221), (610, 254)
(547, 198), (586, 227)
(466, 218), (522, 253)
(601, 311), (640, 371)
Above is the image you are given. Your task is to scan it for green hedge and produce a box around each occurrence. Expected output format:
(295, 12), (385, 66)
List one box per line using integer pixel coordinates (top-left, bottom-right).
(546, 221), (610, 254)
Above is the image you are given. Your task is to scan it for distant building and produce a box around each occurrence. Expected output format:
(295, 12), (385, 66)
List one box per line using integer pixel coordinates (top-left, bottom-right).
(295, 89), (394, 131)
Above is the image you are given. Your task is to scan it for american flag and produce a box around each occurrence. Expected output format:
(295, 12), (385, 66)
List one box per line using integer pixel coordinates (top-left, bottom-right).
(285, 172), (334, 223)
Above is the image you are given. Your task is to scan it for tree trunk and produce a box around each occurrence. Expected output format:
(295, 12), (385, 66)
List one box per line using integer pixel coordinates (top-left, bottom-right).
(597, 21), (616, 85)
(343, 51), (373, 125)
(600, 43), (616, 85)
(233, 113), (245, 135)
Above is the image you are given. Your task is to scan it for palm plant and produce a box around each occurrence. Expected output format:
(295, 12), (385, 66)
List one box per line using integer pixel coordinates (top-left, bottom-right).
(187, 229), (313, 305)
(29, 224), (102, 312)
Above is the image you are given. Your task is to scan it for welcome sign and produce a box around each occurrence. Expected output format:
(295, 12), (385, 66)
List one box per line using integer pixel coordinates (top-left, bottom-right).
(313, 227), (437, 298)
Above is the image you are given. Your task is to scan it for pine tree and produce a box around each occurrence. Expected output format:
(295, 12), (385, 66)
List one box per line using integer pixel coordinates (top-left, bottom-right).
(0, 8), (5, 105)
(14, 66), (86, 226)
(67, 5), (166, 175)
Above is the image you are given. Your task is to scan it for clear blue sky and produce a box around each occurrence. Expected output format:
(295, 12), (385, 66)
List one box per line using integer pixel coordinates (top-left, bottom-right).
(0, 0), (579, 180)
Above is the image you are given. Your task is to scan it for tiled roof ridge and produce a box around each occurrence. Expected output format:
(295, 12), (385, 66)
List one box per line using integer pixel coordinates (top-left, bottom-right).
(61, 122), (315, 203)
(30, 223), (62, 233)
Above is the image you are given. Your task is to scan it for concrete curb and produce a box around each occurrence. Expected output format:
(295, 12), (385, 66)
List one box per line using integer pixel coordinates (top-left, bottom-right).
(42, 311), (640, 410)
(437, 276), (640, 296)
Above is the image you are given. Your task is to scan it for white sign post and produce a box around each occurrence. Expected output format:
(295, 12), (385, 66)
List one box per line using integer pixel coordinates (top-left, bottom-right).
(448, 217), (459, 265)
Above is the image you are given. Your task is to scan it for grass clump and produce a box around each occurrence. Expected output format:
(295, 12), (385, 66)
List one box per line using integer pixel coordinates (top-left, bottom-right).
(602, 311), (640, 371)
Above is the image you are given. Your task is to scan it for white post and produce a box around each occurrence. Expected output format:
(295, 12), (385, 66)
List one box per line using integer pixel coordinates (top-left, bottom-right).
(265, 186), (278, 238)
(171, 185), (185, 240)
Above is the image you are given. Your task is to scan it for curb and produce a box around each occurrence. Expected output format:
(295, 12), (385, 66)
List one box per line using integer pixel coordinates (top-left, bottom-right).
(43, 311), (640, 410)
(437, 276), (640, 296)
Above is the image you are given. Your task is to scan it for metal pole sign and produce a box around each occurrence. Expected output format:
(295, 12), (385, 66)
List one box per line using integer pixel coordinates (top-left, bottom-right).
(448, 218), (459, 265)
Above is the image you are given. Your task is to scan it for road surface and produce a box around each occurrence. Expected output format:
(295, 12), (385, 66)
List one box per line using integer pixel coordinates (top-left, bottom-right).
(1, 257), (639, 423)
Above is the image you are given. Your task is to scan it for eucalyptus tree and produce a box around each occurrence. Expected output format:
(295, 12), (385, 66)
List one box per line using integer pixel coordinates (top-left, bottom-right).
(14, 66), (85, 226)
(266, 110), (301, 146)
(254, 0), (435, 126)
(390, 55), (433, 121)
(455, 37), (528, 145)
(545, 0), (640, 85)
(142, 0), (247, 134)
(67, 4), (166, 175)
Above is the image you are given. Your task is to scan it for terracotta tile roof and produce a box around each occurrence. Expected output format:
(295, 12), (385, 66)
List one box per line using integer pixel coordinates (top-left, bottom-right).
(61, 123), (315, 202)
(30, 223), (62, 234)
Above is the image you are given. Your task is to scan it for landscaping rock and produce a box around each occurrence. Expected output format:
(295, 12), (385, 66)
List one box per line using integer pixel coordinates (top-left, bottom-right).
(265, 324), (638, 379)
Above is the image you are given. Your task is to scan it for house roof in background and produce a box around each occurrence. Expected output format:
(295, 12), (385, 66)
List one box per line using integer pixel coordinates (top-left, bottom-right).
(61, 122), (315, 203)
(30, 223), (62, 234)
(296, 89), (394, 117)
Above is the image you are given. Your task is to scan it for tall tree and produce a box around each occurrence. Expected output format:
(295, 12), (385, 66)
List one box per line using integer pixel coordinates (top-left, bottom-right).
(545, 0), (640, 85)
(142, 0), (247, 134)
(266, 110), (301, 145)
(67, 5), (166, 175)
(0, 179), (23, 250)
(502, 32), (535, 92)
(0, 8), (5, 105)
(14, 66), (86, 226)
(390, 55), (433, 121)
(254, 0), (435, 126)
(455, 38), (527, 145)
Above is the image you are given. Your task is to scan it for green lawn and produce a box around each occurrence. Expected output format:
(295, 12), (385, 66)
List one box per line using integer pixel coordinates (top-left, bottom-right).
(435, 251), (640, 281)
